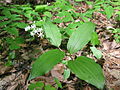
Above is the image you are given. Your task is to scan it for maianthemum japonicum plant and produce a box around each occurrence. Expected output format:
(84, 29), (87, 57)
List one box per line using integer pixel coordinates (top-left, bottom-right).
(28, 20), (105, 89)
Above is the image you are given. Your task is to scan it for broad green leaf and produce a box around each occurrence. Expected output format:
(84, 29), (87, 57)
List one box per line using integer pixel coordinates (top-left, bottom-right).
(90, 47), (102, 59)
(28, 49), (65, 80)
(91, 32), (100, 46)
(104, 6), (114, 19)
(67, 22), (95, 54)
(44, 20), (62, 47)
(68, 56), (105, 89)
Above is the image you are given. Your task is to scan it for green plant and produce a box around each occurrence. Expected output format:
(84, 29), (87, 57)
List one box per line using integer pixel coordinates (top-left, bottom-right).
(28, 21), (105, 89)
(23, 0), (105, 89)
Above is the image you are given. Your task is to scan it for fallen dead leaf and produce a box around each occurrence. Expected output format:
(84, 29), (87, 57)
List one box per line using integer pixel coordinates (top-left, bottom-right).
(51, 64), (65, 81)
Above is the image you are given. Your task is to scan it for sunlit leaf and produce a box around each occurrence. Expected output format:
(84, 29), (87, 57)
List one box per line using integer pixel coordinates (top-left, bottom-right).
(67, 22), (95, 54)
(28, 49), (65, 80)
(68, 56), (105, 89)
(44, 20), (62, 47)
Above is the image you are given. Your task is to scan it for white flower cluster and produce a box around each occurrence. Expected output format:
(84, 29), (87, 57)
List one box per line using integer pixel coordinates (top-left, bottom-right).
(25, 24), (44, 38)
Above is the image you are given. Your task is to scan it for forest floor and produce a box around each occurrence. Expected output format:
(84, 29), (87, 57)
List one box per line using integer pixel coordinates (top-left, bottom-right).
(0, 1), (120, 90)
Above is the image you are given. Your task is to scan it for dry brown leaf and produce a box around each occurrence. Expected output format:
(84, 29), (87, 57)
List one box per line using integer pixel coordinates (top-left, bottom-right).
(51, 64), (65, 81)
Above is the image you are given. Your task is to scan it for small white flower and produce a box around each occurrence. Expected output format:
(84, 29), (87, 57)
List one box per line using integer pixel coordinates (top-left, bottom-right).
(25, 22), (44, 38)
(30, 31), (35, 36)
(31, 24), (36, 29)
(37, 28), (43, 32)
(25, 26), (31, 31)
(38, 32), (44, 37)
(33, 29), (38, 33)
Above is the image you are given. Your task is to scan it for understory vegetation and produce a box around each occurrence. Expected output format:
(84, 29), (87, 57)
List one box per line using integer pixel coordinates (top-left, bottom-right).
(0, 0), (120, 90)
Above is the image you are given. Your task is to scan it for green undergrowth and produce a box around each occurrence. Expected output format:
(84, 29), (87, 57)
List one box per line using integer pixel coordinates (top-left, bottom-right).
(0, 0), (120, 89)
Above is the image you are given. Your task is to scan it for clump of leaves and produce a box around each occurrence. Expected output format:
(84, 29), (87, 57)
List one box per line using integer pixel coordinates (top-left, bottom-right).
(28, 21), (105, 89)
(0, 5), (42, 66)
